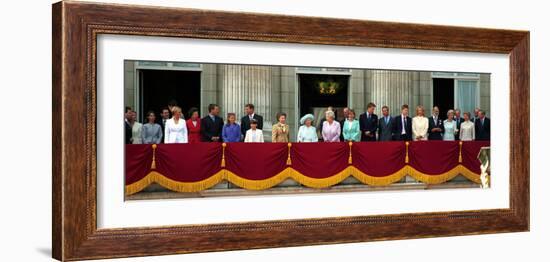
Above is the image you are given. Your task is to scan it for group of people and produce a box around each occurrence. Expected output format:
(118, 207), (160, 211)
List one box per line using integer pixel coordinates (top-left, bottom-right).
(296, 103), (489, 143)
(124, 103), (265, 144)
(124, 101), (490, 145)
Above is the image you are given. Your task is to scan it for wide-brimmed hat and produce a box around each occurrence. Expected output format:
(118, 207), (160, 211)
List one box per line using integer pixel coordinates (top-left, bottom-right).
(300, 114), (315, 125)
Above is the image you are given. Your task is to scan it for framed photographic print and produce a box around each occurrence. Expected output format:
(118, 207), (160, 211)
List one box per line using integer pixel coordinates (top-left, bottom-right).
(52, 1), (529, 261)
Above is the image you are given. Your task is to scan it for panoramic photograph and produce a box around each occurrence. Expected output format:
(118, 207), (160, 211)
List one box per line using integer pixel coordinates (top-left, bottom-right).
(123, 60), (491, 200)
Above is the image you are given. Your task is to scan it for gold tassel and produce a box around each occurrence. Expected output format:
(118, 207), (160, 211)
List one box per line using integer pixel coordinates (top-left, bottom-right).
(221, 143), (227, 167)
(348, 141), (353, 164)
(150, 144), (157, 169)
(458, 141), (463, 163)
(405, 141), (409, 163)
(286, 143), (292, 165)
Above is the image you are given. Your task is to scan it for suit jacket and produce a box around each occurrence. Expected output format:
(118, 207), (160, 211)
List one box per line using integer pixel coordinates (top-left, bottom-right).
(428, 116), (444, 140)
(359, 112), (378, 141)
(378, 115), (394, 141)
(475, 117), (491, 141)
(392, 115), (412, 141)
(157, 118), (170, 143)
(454, 117), (465, 140)
(124, 121), (132, 144)
(200, 115), (224, 142)
(240, 114), (263, 137)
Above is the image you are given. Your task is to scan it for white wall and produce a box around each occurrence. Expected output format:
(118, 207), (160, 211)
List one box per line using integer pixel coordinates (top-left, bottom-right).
(0, 0), (546, 261)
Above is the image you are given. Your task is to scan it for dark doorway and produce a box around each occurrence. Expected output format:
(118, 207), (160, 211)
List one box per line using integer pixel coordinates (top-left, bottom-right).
(139, 69), (201, 122)
(298, 74), (349, 120)
(432, 78), (454, 116)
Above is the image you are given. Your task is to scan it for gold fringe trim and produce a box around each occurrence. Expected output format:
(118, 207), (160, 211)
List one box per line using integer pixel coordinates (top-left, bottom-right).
(221, 143), (227, 167)
(125, 170), (226, 195)
(458, 141), (463, 163)
(351, 166), (409, 186)
(407, 165), (481, 184)
(348, 142), (353, 164)
(286, 143), (292, 165)
(125, 165), (483, 195)
(405, 141), (410, 163)
(150, 144), (157, 169)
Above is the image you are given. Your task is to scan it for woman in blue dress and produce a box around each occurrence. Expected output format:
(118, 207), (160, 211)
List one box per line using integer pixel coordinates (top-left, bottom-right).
(442, 109), (458, 141)
(297, 114), (318, 142)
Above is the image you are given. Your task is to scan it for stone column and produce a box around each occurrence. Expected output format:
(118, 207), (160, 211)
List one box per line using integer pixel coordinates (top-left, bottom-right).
(367, 70), (417, 116)
(218, 64), (274, 129)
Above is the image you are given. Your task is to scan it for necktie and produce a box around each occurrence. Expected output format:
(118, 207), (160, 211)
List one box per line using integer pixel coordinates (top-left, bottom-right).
(385, 116), (389, 125)
(402, 116), (406, 134)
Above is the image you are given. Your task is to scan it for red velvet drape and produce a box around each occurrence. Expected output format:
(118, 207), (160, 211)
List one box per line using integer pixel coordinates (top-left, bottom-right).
(125, 141), (490, 193)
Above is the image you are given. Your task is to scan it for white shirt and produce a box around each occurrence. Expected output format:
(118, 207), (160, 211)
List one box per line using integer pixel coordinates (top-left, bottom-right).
(412, 116), (429, 140)
(131, 122), (143, 144)
(244, 129), (264, 142)
(401, 114), (407, 134)
(164, 118), (188, 143)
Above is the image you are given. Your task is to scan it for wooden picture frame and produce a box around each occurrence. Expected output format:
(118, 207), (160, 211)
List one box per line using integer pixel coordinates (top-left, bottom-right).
(52, 1), (529, 261)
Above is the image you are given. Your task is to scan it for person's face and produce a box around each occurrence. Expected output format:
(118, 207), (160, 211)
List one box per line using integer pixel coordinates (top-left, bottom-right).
(147, 113), (156, 123)
(245, 106), (252, 115)
(250, 123), (257, 129)
(279, 115), (286, 124)
(327, 115), (334, 122)
(229, 115), (236, 123)
(447, 111), (454, 119)
(416, 108), (424, 116)
(382, 107), (389, 116)
(433, 107), (439, 116)
(305, 119), (312, 126)
(455, 111), (460, 117)
(367, 106), (375, 114)
(161, 110), (170, 119)
(463, 113), (470, 121)
(348, 112), (355, 120)
(479, 112), (485, 119)
(212, 106), (220, 116)
(402, 108), (409, 116)
(474, 109), (480, 116)
(130, 111), (136, 121)
(191, 111), (199, 120)
(343, 108), (349, 117)
(125, 110), (131, 119)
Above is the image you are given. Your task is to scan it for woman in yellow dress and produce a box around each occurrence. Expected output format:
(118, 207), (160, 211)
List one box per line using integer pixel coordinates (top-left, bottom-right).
(272, 112), (290, 142)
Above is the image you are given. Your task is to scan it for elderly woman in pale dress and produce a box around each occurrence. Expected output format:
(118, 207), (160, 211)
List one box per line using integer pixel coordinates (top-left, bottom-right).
(297, 114), (318, 142)
(442, 109), (458, 141)
(321, 110), (341, 142)
(459, 112), (476, 141)
(412, 105), (429, 141)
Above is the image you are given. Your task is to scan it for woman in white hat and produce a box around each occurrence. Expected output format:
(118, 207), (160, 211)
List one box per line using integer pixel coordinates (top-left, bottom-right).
(297, 113), (318, 142)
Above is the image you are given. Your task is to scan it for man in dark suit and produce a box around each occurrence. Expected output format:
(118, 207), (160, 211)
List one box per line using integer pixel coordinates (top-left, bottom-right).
(200, 104), (224, 142)
(392, 104), (412, 141)
(475, 110), (491, 141)
(428, 106), (443, 140)
(124, 106), (132, 144)
(453, 108), (465, 140)
(240, 104), (263, 139)
(359, 102), (378, 141)
(378, 105), (393, 141)
(157, 107), (171, 143)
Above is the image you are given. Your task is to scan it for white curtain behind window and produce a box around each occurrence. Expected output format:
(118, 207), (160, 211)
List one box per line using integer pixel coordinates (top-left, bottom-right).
(456, 80), (479, 116)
